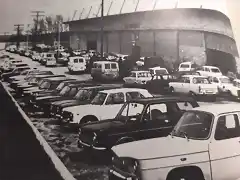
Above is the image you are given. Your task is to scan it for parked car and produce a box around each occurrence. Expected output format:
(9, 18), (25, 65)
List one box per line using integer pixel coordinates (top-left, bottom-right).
(15, 75), (65, 96)
(169, 75), (218, 101)
(146, 74), (170, 94)
(9, 71), (54, 90)
(1, 66), (31, 82)
(91, 61), (119, 81)
(40, 52), (55, 65)
(50, 84), (123, 119)
(178, 61), (197, 72)
(68, 56), (87, 74)
(229, 79), (240, 99)
(196, 66), (222, 77)
(123, 71), (152, 87)
(45, 58), (57, 67)
(56, 52), (69, 65)
(209, 75), (233, 93)
(34, 82), (97, 116)
(109, 103), (240, 180)
(32, 52), (42, 61)
(61, 88), (153, 126)
(78, 96), (199, 150)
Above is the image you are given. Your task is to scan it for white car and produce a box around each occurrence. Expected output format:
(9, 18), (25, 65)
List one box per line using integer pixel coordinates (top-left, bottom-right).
(45, 58), (57, 67)
(209, 75), (233, 93)
(178, 61), (197, 72)
(230, 79), (240, 98)
(196, 66), (222, 77)
(61, 88), (153, 125)
(68, 56), (86, 73)
(123, 71), (152, 86)
(149, 67), (172, 80)
(169, 75), (218, 98)
(110, 103), (240, 180)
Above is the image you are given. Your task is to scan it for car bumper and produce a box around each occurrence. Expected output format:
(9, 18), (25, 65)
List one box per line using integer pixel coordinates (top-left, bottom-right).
(109, 167), (135, 180)
(78, 139), (107, 151)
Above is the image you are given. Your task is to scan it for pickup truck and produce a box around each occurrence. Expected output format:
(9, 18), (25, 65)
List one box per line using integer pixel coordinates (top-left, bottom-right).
(110, 103), (240, 180)
(78, 96), (199, 151)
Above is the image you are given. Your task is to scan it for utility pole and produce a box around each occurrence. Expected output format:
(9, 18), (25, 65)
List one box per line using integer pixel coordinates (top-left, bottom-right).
(14, 24), (24, 49)
(79, 8), (85, 19)
(100, 0), (104, 60)
(26, 24), (31, 50)
(120, 0), (126, 14)
(107, 1), (113, 15)
(31, 11), (44, 46)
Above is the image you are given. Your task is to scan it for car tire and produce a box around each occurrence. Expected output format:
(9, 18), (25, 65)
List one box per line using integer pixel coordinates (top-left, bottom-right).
(80, 116), (98, 125)
(167, 168), (204, 180)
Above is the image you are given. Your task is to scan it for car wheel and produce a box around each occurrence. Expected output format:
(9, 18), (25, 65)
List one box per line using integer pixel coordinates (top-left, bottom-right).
(167, 168), (204, 180)
(80, 116), (98, 125)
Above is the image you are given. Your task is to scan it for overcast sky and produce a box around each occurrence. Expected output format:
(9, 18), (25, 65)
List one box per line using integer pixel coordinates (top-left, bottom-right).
(0, 0), (227, 34)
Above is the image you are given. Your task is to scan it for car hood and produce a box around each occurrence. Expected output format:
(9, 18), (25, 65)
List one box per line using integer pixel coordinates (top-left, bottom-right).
(24, 87), (40, 91)
(10, 75), (25, 81)
(54, 100), (90, 108)
(36, 95), (61, 101)
(52, 99), (77, 106)
(112, 136), (209, 160)
(82, 119), (124, 131)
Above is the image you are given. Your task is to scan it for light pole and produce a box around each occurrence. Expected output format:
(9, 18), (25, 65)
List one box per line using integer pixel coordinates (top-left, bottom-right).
(26, 24), (30, 50)
(100, 0), (104, 60)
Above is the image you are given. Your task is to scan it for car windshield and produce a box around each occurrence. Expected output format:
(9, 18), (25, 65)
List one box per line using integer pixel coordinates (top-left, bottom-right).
(75, 89), (91, 101)
(155, 69), (168, 75)
(192, 77), (210, 84)
(220, 77), (231, 84)
(138, 72), (150, 77)
(116, 103), (145, 121)
(20, 70), (29, 75)
(68, 88), (78, 97)
(60, 86), (70, 96)
(172, 111), (213, 140)
(39, 81), (51, 89)
(91, 92), (107, 105)
(56, 82), (66, 91)
(211, 68), (220, 73)
(130, 72), (137, 77)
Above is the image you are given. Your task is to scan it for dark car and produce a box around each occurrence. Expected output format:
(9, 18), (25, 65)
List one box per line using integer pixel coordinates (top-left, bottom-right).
(15, 74), (66, 96)
(145, 74), (170, 94)
(35, 82), (99, 116)
(50, 84), (123, 119)
(78, 96), (199, 151)
(1, 66), (30, 82)
(10, 71), (54, 90)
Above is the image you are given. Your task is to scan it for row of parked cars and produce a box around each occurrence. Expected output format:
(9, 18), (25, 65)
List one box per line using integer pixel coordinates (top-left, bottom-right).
(2, 51), (240, 180)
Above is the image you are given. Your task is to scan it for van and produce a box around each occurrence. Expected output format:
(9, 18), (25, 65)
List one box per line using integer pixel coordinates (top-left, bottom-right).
(68, 56), (86, 73)
(40, 52), (55, 65)
(91, 61), (119, 81)
(178, 62), (197, 72)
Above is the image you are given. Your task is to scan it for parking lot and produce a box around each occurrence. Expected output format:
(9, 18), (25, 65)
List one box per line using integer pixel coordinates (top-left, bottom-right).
(1, 50), (240, 180)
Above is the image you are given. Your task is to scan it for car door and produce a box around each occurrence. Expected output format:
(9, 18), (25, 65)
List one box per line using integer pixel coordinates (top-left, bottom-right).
(181, 77), (191, 93)
(209, 112), (240, 180)
(137, 103), (173, 139)
(99, 92), (125, 120)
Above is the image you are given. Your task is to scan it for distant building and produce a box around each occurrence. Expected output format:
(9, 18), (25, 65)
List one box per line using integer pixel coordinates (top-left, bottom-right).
(64, 8), (239, 72)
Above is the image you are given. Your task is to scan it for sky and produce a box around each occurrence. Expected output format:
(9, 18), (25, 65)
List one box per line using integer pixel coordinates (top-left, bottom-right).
(0, 0), (239, 54)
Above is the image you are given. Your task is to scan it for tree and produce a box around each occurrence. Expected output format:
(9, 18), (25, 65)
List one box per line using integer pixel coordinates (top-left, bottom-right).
(39, 19), (47, 34)
(45, 16), (53, 33)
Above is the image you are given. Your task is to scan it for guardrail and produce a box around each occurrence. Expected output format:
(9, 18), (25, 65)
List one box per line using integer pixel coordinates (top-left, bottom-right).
(0, 81), (76, 180)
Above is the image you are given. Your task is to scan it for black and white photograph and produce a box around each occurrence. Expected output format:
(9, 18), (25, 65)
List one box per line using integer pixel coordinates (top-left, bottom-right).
(1, 0), (240, 180)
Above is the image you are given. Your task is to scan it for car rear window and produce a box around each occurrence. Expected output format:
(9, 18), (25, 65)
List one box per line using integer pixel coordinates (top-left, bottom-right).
(74, 59), (78, 63)
(79, 58), (84, 63)
(93, 63), (102, 69)
(180, 64), (190, 68)
(105, 63), (110, 69)
(111, 63), (117, 69)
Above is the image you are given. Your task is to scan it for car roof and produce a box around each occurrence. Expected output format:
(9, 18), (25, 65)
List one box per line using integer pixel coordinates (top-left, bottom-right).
(128, 95), (197, 105)
(203, 66), (219, 69)
(82, 84), (123, 90)
(210, 75), (229, 79)
(131, 70), (150, 73)
(93, 61), (117, 64)
(100, 88), (149, 94)
(42, 76), (68, 81)
(182, 75), (206, 78)
(192, 103), (240, 116)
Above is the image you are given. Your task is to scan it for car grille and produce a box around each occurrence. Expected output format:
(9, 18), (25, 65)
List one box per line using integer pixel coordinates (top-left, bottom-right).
(62, 111), (73, 122)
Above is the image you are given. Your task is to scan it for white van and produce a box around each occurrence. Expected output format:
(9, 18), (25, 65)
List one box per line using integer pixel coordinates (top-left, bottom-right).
(91, 61), (119, 81)
(68, 56), (87, 73)
(178, 61), (197, 72)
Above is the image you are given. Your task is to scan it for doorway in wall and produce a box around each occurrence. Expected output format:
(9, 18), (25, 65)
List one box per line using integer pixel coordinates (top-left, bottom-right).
(87, 40), (97, 51)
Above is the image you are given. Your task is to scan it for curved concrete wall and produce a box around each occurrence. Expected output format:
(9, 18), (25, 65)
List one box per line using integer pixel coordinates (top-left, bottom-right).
(68, 8), (234, 39)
